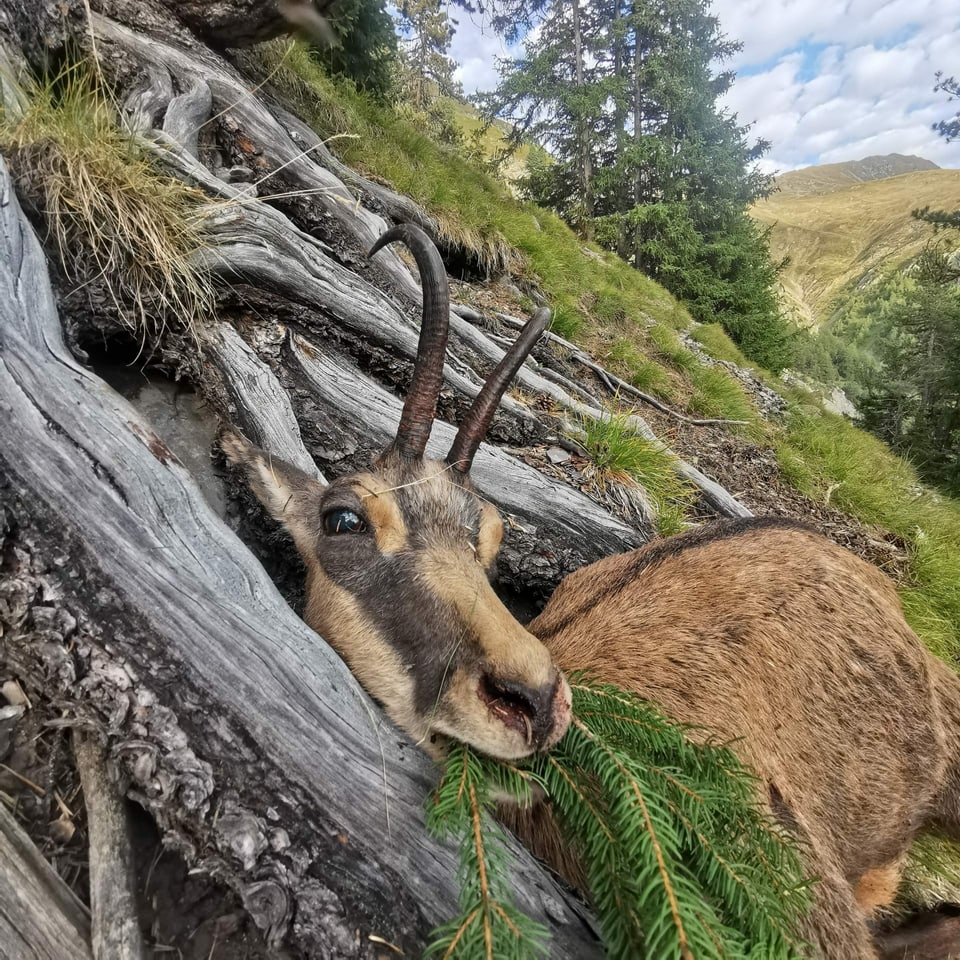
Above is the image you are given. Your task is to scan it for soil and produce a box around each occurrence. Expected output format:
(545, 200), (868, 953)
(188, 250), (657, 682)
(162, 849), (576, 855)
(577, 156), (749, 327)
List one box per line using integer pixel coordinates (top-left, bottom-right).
(0, 677), (277, 959)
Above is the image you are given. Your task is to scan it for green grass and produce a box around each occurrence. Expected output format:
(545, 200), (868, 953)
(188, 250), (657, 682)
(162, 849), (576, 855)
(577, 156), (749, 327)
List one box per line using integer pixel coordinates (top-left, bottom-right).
(604, 338), (677, 400)
(0, 62), (213, 340)
(688, 365), (761, 432)
(647, 323), (698, 372)
(777, 398), (960, 663)
(578, 411), (695, 530)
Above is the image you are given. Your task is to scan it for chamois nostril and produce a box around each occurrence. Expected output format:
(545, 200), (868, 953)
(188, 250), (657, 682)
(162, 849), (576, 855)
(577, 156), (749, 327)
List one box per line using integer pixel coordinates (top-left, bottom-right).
(478, 673), (558, 747)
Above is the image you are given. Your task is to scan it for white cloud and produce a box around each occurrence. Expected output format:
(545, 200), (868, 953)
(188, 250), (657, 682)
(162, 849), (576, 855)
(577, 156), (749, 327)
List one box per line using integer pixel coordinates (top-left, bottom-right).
(717, 1), (960, 171)
(449, 10), (513, 94)
(450, 0), (960, 172)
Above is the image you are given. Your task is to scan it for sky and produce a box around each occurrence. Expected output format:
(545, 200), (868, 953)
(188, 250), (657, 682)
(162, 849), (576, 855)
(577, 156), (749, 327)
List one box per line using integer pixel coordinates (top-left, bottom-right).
(448, 0), (960, 175)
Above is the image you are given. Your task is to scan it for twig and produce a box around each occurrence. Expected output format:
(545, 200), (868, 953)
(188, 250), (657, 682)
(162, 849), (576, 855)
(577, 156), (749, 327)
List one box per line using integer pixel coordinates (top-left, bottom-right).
(74, 731), (147, 960)
(0, 762), (45, 796)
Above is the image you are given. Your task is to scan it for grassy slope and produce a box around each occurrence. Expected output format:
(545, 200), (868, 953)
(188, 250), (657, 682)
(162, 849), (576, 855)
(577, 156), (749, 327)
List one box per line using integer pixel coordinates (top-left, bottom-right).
(258, 43), (960, 666)
(751, 168), (960, 327)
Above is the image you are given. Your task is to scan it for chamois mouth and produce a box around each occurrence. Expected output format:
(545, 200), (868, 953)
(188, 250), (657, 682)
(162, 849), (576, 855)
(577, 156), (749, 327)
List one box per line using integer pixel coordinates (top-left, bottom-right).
(478, 675), (538, 746)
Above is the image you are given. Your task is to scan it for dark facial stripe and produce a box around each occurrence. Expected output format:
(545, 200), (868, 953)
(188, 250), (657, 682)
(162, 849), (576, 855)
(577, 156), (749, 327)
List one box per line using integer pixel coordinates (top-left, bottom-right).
(534, 516), (814, 641)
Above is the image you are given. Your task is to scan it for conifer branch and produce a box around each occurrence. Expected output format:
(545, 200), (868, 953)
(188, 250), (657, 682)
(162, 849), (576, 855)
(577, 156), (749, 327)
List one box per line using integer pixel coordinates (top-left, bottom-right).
(426, 679), (812, 959)
(572, 715), (693, 958)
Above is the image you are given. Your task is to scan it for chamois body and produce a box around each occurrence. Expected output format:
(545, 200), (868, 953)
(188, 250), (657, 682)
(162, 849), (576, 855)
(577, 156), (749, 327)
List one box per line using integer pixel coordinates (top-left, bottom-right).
(526, 518), (960, 957)
(225, 224), (960, 959)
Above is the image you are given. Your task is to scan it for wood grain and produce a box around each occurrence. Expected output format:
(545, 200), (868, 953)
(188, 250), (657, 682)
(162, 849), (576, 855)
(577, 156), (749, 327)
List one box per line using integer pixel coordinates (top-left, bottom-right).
(0, 804), (93, 960)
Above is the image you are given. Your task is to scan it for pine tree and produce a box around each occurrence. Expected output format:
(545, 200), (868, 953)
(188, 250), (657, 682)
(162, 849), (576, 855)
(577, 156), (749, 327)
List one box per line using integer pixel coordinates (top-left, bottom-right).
(395, 0), (459, 109)
(480, 0), (794, 370)
(861, 245), (960, 495)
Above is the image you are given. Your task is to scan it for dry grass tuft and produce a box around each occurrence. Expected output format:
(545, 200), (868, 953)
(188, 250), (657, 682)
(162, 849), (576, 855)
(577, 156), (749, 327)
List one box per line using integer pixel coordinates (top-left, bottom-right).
(0, 63), (214, 345)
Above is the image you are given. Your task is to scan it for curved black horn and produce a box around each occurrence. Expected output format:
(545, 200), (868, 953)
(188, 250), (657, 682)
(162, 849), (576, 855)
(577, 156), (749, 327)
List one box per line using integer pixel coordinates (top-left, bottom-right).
(447, 308), (551, 474)
(368, 223), (450, 460)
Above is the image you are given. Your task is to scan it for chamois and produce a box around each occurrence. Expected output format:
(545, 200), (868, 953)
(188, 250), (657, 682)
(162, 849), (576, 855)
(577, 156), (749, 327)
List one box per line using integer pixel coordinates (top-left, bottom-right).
(224, 223), (960, 959)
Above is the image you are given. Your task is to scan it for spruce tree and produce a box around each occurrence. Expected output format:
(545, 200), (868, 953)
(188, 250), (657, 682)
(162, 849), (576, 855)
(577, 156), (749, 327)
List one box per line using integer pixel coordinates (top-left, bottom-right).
(395, 0), (459, 109)
(480, 0), (794, 370)
(310, 0), (397, 99)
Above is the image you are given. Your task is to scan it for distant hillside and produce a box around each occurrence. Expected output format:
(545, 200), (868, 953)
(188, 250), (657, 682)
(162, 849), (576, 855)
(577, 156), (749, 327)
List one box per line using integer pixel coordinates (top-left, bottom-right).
(445, 97), (530, 185)
(751, 162), (960, 327)
(774, 154), (939, 198)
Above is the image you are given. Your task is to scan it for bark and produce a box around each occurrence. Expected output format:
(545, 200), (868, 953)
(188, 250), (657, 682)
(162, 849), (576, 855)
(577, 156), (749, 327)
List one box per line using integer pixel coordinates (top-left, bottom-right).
(0, 804), (93, 960)
(571, 0), (593, 232)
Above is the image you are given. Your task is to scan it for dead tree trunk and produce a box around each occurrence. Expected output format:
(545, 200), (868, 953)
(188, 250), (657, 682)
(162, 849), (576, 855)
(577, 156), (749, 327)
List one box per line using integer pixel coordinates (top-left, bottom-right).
(0, 1), (756, 954)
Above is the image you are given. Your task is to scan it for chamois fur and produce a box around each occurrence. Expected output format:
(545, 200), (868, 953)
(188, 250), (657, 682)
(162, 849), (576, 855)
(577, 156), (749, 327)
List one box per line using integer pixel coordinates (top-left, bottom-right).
(225, 224), (960, 959)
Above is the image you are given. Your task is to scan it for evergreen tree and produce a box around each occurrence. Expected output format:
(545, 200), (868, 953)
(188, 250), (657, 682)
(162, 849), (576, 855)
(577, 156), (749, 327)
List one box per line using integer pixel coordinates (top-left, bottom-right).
(480, 0), (793, 370)
(310, 0), (397, 99)
(477, 0), (613, 235)
(860, 245), (960, 495)
(395, 0), (459, 109)
(914, 73), (960, 230)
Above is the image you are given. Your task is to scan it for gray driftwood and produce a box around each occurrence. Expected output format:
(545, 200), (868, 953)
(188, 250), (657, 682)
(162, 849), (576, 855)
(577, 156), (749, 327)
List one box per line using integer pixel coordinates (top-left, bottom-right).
(0, 158), (600, 957)
(0, 803), (94, 960)
(74, 732), (147, 960)
(203, 321), (326, 482)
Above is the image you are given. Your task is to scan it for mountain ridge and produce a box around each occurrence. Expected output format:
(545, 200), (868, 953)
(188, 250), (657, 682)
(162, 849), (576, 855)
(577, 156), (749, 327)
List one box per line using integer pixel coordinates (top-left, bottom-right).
(773, 153), (941, 198)
(751, 158), (960, 327)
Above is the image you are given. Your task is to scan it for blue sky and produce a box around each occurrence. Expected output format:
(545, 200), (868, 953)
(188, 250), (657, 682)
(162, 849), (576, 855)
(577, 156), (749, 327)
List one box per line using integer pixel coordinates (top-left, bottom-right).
(449, 0), (960, 174)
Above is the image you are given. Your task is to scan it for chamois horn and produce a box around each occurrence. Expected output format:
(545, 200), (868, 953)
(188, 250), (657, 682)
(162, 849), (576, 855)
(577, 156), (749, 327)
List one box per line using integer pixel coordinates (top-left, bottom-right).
(447, 307), (551, 474)
(368, 223), (450, 460)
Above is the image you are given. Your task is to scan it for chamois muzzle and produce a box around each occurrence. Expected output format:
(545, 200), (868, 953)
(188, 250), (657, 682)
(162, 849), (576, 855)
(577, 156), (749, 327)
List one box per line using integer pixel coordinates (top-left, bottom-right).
(479, 671), (570, 751)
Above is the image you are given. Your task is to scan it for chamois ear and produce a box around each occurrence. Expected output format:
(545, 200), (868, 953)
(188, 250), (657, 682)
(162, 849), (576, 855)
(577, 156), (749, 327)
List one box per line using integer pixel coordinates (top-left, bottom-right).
(221, 431), (325, 526)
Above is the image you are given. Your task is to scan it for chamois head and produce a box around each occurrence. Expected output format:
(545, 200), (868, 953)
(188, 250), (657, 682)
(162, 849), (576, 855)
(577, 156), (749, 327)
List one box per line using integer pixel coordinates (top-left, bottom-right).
(224, 223), (572, 760)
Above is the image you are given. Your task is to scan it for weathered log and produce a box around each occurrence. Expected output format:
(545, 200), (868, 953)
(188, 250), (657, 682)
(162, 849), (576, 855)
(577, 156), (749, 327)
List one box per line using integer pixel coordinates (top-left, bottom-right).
(0, 157), (600, 957)
(0, 802), (93, 960)
(94, 14), (421, 303)
(203, 321), (326, 482)
(74, 732), (147, 960)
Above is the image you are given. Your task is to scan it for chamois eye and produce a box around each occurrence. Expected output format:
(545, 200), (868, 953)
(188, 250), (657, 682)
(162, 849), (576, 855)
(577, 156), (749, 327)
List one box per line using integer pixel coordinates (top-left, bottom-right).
(323, 508), (367, 536)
